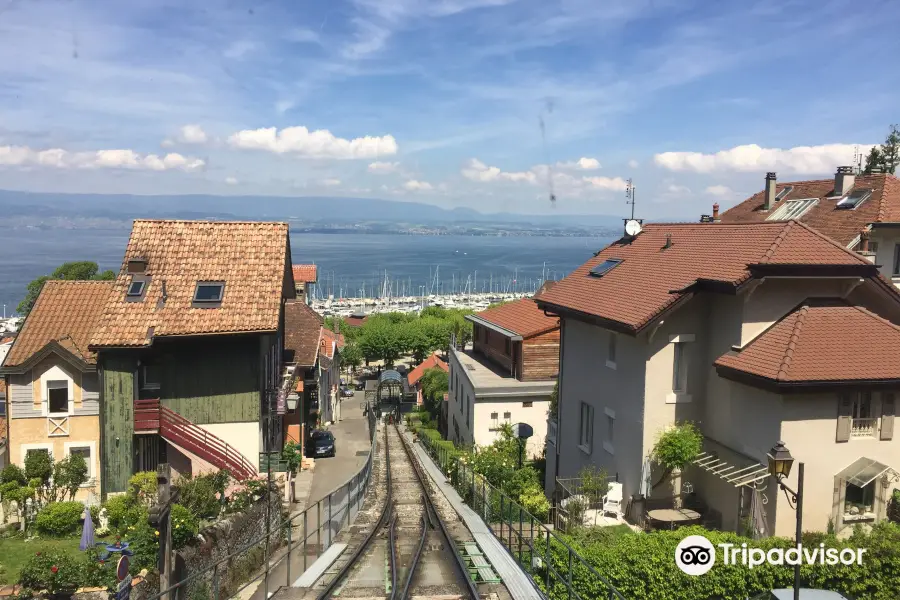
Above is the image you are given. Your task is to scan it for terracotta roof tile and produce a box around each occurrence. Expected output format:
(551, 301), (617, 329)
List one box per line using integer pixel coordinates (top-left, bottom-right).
(320, 328), (342, 359)
(719, 174), (900, 246)
(283, 300), (323, 366)
(91, 220), (290, 347)
(407, 352), (449, 386)
(715, 300), (900, 383)
(535, 222), (871, 333)
(471, 298), (559, 338)
(4, 281), (114, 368)
(292, 264), (318, 283)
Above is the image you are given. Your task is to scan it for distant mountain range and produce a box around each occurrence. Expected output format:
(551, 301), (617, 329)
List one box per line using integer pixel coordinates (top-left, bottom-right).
(0, 189), (623, 229)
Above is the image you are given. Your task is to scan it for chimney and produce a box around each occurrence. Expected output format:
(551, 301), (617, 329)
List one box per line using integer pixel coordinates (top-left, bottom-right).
(834, 166), (855, 197)
(764, 172), (777, 210)
(712, 203), (720, 222)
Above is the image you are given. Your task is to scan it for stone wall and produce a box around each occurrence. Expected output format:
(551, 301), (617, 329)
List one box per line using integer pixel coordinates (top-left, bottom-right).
(174, 493), (283, 600)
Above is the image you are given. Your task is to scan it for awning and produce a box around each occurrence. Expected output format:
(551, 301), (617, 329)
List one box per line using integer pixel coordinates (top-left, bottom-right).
(693, 451), (770, 489)
(836, 457), (894, 488)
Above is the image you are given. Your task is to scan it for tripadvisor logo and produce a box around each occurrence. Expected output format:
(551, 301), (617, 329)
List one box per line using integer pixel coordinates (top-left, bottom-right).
(675, 534), (867, 576)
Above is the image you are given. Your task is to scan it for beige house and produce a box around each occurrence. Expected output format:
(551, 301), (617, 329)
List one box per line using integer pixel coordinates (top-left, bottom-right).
(0, 281), (114, 501)
(536, 220), (900, 537)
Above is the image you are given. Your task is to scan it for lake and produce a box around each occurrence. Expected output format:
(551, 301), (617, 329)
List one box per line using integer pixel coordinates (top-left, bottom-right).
(0, 228), (614, 313)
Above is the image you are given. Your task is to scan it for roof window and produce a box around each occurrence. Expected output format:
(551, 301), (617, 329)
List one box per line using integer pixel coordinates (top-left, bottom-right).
(775, 186), (793, 201)
(127, 280), (146, 297)
(836, 189), (873, 210)
(589, 258), (623, 278)
(767, 198), (817, 221)
(193, 282), (225, 305)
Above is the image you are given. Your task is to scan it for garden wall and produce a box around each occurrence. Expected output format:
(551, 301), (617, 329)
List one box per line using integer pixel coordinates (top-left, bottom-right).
(174, 492), (283, 600)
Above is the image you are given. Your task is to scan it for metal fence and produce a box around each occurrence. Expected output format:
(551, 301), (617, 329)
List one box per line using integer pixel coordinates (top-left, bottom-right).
(417, 432), (625, 600)
(149, 407), (378, 600)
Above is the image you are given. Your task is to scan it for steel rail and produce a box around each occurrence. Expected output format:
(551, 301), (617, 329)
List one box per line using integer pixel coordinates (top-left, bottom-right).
(388, 510), (399, 600)
(394, 424), (480, 600)
(316, 424), (393, 600)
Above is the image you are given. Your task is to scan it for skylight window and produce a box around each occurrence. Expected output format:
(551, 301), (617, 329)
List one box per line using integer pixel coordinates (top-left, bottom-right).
(126, 280), (146, 297)
(767, 198), (817, 221)
(193, 282), (225, 303)
(775, 186), (793, 201)
(589, 258), (623, 278)
(836, 189), (873, 210)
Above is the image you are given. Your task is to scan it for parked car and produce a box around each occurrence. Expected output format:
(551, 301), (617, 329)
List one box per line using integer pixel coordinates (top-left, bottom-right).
(306, 430), (336, 458)
(341, 386), (354, 398)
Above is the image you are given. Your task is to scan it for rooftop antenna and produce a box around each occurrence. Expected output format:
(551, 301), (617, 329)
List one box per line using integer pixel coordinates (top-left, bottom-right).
(626, 178), (636, 220)
(854, 146), (862, 175)
(623, 178), (643, 238)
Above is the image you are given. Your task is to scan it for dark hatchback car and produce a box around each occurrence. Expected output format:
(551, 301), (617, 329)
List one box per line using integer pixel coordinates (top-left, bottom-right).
(306, 430), (336, 458)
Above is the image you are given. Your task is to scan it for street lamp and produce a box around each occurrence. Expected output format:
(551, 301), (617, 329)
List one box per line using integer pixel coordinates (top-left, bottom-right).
(767, 441), (804, 600)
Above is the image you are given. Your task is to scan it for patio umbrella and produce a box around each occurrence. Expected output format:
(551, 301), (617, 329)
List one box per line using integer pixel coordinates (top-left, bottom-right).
(80, 505), (95, 551)
(639, 458), (652, 499)
(750, 489), (767, 540)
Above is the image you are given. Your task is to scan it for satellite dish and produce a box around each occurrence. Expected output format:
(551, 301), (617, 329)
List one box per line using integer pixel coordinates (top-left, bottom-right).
(624, 219), (643, 237)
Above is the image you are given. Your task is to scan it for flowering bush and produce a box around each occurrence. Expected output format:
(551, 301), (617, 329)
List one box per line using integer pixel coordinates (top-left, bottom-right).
(19, 548), (82, 595)
(225, 478), (273, 514)
(177, 471), (228, 520)
(170, 503), (199, 549)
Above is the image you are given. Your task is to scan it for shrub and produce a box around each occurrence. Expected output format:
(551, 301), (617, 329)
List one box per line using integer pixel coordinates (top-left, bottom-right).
(19, 548), (83, 594)
(128, 471), (158, 506)
(178, 472), (228, 520)
(282, 441), (302, 473)
(81, 547), (117, 591)
(171, 503), (200, 549)
(1, 464), (26, 485)
(104, 495), (131, 531)
(34, 501), (86, 537)
(52, 454), (89, 501)
(24, 452), (52, 486)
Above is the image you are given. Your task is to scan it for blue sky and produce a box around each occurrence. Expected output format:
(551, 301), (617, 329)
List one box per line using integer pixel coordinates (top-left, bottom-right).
(0, 0), (898, 218)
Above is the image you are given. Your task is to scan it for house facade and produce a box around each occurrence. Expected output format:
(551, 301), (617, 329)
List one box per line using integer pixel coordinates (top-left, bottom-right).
(282, 299), (324, 450)
(0, 281), (114, 500)
(447, 298), (558, 456)
(88, 220), (295, 496)
(406, 352), (448, 407)
(536, 221), (900, 537)
(292, 265), (318, 305)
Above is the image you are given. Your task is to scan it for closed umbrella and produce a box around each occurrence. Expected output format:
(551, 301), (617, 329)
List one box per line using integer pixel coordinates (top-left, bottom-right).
(639, 458), (652, 499)
(80, 505), (95, 551)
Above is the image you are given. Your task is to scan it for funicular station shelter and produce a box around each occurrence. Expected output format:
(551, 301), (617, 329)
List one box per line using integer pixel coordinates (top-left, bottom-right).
(365, 369), (417, 418)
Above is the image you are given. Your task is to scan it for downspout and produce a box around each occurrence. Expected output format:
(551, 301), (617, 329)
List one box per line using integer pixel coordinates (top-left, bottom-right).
(554, 320), (566, 500)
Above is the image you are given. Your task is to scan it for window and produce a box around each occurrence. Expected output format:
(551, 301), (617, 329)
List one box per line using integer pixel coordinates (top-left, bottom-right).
(672, 342), (688, 393)
(579, 402), (593, 452)
(141, 365), (161, 390)
(837, 189), (873, 210)
(0, 400), (5, 416)
(522, 401), (533, 408)
(775, 185), (793, 201)
(589, 258), (623, 278)
(607, 415), (614, 443)
(193, 282), (225, 303)
(127, 279), (146, 297)
(607, 331), (617, 368)
(25, 447), (51, 462)
(66, 444), (93, 482)
(767, 198), (818, 221)
(844, 481), (875, 517)
(47, 380), (68, 414)
(849, 392), (876, 438)
(504, 411), (511, 421)
(490, 412), (499, 429)
(893, 244), (900, 276)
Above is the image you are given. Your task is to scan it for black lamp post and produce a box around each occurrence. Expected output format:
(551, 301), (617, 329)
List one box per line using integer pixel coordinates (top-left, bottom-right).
(767, 441), (804, 600)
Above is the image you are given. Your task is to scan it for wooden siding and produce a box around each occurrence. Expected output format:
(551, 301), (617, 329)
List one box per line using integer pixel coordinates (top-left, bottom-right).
(101, 355), (136, 496)
(9, 375), (37, 418)
(157, 337), (261, 425)
(75, 373), (100, 416)
(473, 325), (515, 376)
(521, 329), (560, 381)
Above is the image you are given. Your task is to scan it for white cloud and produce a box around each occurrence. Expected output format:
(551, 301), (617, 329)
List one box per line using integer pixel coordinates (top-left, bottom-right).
(654, 143), (874, 174)
(0, 145), (205, 172)
(163, 125), (209, 147)
(368, 161), (400, 174)
(461, 159), (536, 183)
(228, 126), (398, 159)
(225, 176), (238, 185)
(582, 176), (628, 191)
(321, 178), (342, 187)
(463, 158), (628, 196)
(705, 185), (735, 197)
(275, 100), (296, 115)
(286, 28), (321, 44)
(666, 184), (691, 195)
(557, 157), (601, 170)
(628, 159), (639, 169)
(224, 40), (256, 59)
(404, 179), (433, 191)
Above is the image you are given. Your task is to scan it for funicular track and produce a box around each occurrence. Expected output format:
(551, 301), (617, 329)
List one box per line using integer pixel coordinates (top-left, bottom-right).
(314, 422), (483, 600)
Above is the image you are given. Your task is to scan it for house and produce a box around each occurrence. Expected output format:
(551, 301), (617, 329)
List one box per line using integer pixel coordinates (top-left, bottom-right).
(447, 298), (558, 456)
(0, 280), (114, 500)
(535, 221), (900, 537)
(343, 312), (369, 328)
(318, 327), (343, 423)
(719, 168), (900, 287)
(0, 378), (7, 467)
(292, 264), (318, 305)
(282, 299), (324, 449)
(406, 352), (449, 407)
(88, 220), (295, 496)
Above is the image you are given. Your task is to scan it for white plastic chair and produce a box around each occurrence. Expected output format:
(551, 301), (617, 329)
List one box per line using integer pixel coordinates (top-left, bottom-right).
(602, 482), (624, 519)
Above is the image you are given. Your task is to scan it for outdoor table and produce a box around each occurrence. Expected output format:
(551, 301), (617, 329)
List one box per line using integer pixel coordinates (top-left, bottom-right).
(647, 508), (701, 530)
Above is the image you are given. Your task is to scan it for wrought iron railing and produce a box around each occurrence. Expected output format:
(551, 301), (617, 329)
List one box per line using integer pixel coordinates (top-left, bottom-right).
(417, 430), (625, 600)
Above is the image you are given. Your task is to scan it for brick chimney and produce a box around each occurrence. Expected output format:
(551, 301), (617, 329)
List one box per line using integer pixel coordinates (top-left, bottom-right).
(834, 166), (855, 197)
(712, 203), (720, 222)
(858, 229), (876, 263)
(764, 172), (777, 210)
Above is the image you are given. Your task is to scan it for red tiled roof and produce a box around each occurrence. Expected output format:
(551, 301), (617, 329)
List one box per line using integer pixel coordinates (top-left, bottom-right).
(91, 220), (291, 347)
(535, 221), (873, 333)
(344, 315), (368, 327)
(407, 352), (449, 386)
(719, 174), (900, 247)
(284, 300), (323, 366)
(320, 328), (343, 359)
(471, 298), (559, 338)
(715, 300), (900, 384)
(292, 264), (318, 284)
(4, 281), (114, 368)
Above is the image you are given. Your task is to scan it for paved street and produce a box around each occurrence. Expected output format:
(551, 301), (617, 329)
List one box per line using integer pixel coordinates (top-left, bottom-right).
(244, 392), (372, 600)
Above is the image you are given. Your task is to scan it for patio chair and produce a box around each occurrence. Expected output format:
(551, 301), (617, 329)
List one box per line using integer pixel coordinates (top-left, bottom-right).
(602, 482), (624, 520)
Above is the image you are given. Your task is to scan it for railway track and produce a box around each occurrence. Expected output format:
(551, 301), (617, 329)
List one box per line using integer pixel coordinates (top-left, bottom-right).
(310, 422), (499, 600)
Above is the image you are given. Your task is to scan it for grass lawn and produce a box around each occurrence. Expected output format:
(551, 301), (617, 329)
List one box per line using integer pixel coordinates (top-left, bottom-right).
(0, 537), (86, 585)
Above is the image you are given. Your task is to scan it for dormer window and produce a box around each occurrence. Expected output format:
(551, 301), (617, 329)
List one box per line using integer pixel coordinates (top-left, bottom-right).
(127, 280), (146, 297)
(193, 282), (225, 306)
(127, 258), (148, 274)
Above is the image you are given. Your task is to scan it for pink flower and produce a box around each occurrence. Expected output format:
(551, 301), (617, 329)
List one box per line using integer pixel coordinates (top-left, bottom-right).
(51, 566), (58, 574)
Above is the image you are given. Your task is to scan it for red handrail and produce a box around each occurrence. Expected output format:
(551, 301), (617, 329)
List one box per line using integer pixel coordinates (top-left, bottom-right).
(134, 399), (256, 480)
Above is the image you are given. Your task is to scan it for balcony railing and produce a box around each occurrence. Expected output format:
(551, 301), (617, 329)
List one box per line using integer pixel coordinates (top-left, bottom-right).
(851, 418), (878, 438)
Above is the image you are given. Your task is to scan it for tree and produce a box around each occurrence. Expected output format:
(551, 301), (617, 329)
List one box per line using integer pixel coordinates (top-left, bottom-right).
(864, 146), (885, 174)
(651, 422), (702, 489)
(864, 125), (900, 175)
(341, 341), (363, 372)
(419, 367), (448, 417)
(358, 321), (406, 367)
(17, 261), (116, 316)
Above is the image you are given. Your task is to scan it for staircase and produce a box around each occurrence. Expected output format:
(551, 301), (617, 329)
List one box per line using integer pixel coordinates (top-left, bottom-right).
(134, 399), (256, 481)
